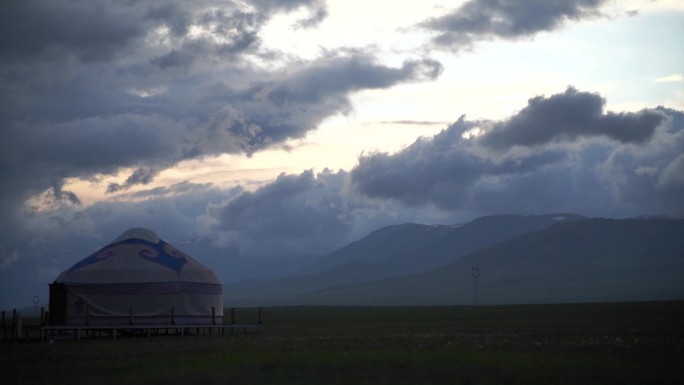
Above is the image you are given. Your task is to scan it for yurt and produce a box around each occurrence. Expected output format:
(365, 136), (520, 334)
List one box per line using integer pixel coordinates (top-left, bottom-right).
(49, 228), (223, 326)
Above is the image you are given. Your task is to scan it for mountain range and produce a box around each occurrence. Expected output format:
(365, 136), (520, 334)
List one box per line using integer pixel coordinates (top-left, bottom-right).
(223, 214), (684, 306)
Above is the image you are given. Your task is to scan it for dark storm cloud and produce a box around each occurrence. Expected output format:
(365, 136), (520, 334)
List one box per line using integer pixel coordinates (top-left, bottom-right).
(150, 9), (262, 69)
(351, 89), (683, 216)
(193, 55), (443, 155)
(0, 10), (442, 206)
(203, 169), (350, 255)
(200, 168), (455, 256)
(259, 56), (443, 103)
(0, 1), (145, 61)
(189, 86), (676, 257)
(419, 0), (605, 50)
(0, 0), (324, 61)
(107, 166), (165, 193)
(1, 8), (442, 196)
(350, 116), (568, 209)
(0, 0), (446, 272)
(658, 155), (684, 192)
(0, 114), (187, 197)
(0, 113), (188, 272)
(595, 107), (684, 215)
(151, 36), (257, 69)
(481, 87), (667, 149)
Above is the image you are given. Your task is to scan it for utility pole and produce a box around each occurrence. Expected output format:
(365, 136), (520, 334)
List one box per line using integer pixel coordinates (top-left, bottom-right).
(471, 267), (480, 306)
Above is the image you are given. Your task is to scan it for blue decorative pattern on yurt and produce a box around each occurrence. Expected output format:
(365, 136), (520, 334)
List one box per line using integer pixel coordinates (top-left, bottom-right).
(68, 238), (188, 272)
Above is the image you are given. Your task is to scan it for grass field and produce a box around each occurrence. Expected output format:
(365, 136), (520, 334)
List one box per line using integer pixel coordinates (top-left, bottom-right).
(2, 301), (683, 384)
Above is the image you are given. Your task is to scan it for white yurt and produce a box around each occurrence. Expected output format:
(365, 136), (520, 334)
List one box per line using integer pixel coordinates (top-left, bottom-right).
(49, 228), (223, 326)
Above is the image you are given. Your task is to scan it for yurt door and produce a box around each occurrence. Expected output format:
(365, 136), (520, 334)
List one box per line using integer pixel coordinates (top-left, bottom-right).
(48, 282), (67, 325)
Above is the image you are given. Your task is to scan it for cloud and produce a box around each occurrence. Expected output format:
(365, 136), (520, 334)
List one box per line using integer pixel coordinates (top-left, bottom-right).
(1, 8), (442, 200)
(351, 88), (683, 217)
(419, 0), (605, 51)
(3, 85), (682, 309)
(659, 154), (684, 186)
(0, 113), (189, 204)
(199, 167), (458, 257)
(596, 106), (684, 214)
(119, 181), (229, 201)
(10, 86), (672, 270)
(0, 1), (146, 61)
(481, 87), (667, 149)
(0, 1), (444, 270)
(295, 6), (329, 29)
(192, 55), (444, 155)
(654, 74), (684, 83)
(0, 181), (236, 266)
(120, 89), (683, 261)
(201, 169), (350, 255)
(0, 0), (326, 63)
(350, 116), (568, 210)
(107, 166), (166, 193)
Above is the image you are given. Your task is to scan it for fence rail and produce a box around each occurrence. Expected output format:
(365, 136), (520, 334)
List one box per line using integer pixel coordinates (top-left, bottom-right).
(0, 307), (263, 342)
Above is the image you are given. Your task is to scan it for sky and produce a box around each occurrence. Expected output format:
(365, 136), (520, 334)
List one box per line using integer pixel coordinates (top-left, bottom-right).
(1, 0), (683, 309)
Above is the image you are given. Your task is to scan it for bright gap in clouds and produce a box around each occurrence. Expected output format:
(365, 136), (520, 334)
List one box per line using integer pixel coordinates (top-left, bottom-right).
(655, 74), (684, 83)
(260, 0), (445, 60)
(63, 115), (450, 206)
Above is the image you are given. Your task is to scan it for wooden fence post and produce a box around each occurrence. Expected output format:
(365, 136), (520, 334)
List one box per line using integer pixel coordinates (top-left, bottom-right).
(40, 307), (45, 326)
(12, 309), (17, 340)
(258, 307), (262, 325)
(170, 307), (175, 325)
(212, 307), (216, 325)
(15, 311), (22, 340)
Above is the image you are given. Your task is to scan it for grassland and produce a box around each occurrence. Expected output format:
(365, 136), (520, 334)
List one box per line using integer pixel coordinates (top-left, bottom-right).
(2, 301), (683, 384)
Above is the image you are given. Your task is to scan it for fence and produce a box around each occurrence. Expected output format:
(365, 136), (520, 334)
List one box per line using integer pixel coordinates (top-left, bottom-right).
(0, 307), (263, 342)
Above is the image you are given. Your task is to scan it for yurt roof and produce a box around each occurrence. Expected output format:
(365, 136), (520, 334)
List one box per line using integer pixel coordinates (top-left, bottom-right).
(56, 228), (220, 285)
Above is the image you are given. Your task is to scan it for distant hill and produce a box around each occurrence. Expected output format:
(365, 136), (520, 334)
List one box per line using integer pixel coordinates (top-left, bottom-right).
(378, 213), (586, 276)
(226, 217), (684, 306)
(226, 213), (585, 304)
(303, 214), (585, 276)
(302, 223), (456, 274)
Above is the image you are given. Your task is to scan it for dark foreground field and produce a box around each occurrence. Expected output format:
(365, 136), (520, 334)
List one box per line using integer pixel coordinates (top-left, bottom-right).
(2, 302), (683, 385)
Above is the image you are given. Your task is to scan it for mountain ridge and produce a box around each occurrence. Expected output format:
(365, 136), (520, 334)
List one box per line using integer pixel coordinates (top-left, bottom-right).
(301, 223), (457, 274)
(226, 217), (684, 306)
